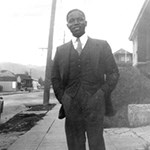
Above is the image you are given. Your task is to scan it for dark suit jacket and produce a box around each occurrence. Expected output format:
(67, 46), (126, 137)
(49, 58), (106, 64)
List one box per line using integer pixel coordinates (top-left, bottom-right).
(51, 37), (119, 117)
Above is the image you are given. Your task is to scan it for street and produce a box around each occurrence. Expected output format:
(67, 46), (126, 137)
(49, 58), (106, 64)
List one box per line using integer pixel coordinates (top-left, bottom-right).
(0, 91), (45, 124)
(0, 90), (57, 150)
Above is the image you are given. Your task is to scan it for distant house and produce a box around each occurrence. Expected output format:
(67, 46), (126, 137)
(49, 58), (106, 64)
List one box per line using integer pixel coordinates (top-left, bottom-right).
(113, 49), (133, 64)
(16, 74), (33, 91)
(129, 0), (150, 75)
(0, 70), (17, 92)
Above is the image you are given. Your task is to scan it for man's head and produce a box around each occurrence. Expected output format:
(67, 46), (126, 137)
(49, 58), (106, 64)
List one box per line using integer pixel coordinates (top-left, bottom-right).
(66, 9), (87, 38)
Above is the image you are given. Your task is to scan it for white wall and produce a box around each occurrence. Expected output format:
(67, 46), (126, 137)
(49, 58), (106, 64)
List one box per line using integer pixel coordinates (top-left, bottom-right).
(0, 81), (17, 92)
(133, 36), (138, 66)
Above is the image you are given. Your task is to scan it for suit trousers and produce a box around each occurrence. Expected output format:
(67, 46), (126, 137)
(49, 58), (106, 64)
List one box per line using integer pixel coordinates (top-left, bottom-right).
(64, 87), (106, 150)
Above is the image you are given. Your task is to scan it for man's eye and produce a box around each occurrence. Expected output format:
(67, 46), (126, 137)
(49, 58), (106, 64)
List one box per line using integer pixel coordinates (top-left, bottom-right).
(68, 19), (75, 24)
(77, 18), (84, 22)
(68, 18), (84, 25)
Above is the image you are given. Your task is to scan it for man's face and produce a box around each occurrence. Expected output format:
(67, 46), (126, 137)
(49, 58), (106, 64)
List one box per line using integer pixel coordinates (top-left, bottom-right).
(67, 10), (87, 38)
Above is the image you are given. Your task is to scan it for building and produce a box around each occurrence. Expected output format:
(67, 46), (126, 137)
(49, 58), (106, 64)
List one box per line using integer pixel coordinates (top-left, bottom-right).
(0, 70), (17, 92)
(113, 49), (133, 64)
(16, 74), (33, 91)
(129, 0), (150, 75)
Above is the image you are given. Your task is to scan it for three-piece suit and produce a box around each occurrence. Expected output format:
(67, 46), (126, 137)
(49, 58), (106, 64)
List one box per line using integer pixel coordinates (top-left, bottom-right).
(51, 37), (119, 150)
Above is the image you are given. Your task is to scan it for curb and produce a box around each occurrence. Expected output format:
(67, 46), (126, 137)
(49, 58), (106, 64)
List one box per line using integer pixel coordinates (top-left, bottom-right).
(8, 103), (60, 150)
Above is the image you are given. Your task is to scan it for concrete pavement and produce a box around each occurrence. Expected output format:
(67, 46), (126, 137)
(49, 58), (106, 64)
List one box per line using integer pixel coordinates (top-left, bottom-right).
(8, 97), (150, 150)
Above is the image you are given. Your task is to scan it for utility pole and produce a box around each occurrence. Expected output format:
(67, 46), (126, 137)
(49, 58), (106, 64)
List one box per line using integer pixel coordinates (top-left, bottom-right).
(43, 0), (57, 105)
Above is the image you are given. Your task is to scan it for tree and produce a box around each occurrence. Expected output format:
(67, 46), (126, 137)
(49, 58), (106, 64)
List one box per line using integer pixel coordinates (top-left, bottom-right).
(38, 77), (44, 86)
(24, 71), (29, 76)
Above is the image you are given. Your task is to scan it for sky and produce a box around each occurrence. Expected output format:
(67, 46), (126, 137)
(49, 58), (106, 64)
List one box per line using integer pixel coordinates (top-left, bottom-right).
(0, 0), (145, 66)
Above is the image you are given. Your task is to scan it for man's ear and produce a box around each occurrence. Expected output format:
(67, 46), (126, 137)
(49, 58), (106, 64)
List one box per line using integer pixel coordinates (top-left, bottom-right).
(66, 23), (69, 28)
(67, 23), (70, 29)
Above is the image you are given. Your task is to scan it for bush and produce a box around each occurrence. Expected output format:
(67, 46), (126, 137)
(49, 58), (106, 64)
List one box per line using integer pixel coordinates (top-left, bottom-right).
(104, 66), (150, 128)
(117, 62), (132, 67)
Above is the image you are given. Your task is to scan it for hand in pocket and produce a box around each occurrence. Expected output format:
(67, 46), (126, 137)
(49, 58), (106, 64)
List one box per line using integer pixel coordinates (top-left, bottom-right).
(61, 93), (72, 116)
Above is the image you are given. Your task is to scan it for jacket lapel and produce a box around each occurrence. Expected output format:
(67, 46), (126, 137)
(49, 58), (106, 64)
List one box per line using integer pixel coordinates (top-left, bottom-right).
(61, 41), (72, 86)
(87, 37), (102, 77)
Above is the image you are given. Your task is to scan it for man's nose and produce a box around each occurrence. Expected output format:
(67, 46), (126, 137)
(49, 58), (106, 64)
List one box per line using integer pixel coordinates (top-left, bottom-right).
(74, 19), (80, 24)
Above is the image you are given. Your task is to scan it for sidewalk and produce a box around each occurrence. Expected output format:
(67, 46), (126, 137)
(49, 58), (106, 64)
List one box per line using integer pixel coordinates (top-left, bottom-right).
(8, 98), (150, 150)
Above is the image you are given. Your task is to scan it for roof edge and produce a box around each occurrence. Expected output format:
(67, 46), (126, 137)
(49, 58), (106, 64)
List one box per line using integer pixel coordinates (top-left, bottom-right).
(129, 0), (149, 41)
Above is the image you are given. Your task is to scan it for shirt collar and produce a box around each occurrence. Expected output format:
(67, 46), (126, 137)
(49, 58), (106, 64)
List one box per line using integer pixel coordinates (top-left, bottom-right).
(72, 33), (88, 49)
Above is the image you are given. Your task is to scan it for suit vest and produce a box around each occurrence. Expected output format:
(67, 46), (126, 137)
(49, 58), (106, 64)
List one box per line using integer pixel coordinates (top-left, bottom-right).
(65, 42), (101, 98)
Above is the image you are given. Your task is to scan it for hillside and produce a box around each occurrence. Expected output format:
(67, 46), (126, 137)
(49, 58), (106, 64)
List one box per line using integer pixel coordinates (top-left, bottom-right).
(0, 62), (45, 80)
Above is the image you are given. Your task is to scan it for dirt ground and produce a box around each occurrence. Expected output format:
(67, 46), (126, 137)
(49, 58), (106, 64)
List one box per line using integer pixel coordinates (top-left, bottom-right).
(0, 104), (56, 150)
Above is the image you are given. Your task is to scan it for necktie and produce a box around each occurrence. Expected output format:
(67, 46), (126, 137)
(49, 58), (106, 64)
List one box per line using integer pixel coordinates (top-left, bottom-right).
(76, 38), (82, 55)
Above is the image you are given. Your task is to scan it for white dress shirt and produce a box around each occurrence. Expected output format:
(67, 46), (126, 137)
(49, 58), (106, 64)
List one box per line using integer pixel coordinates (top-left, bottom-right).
(71, 33), (88, 49)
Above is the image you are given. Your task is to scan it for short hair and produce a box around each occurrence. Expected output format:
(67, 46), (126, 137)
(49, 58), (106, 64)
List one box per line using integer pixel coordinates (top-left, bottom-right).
(66, 9), (86, 21)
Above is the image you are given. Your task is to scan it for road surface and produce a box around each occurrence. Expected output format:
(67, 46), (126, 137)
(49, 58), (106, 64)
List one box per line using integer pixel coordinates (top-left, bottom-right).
(0, 91), (45, 124)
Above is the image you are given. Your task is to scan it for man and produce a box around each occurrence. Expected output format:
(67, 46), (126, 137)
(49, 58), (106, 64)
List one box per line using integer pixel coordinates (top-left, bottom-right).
(51, 9), (119, 150)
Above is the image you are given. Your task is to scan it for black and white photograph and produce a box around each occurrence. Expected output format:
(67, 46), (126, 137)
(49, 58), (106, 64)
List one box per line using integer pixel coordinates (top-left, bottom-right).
(0, 0), (150, 150)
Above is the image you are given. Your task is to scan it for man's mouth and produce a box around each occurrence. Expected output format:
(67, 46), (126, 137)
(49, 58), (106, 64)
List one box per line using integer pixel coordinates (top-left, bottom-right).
(72, 26), (80, 31)
(74, 27), (80, 30)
